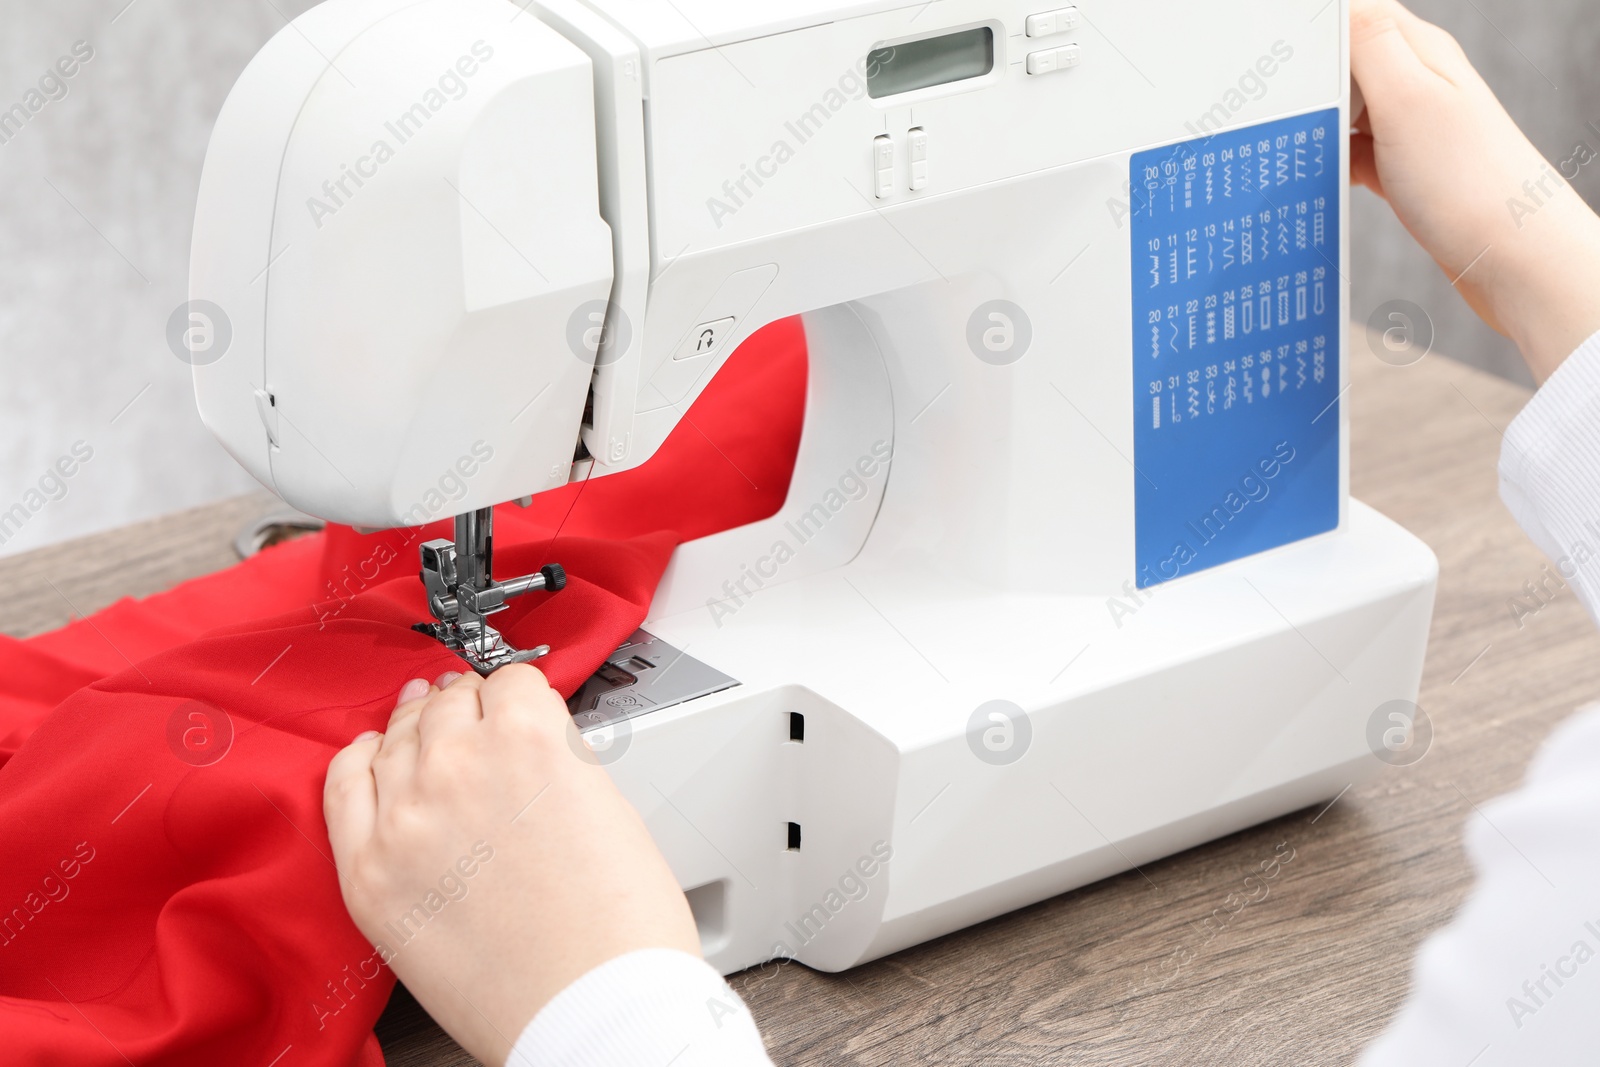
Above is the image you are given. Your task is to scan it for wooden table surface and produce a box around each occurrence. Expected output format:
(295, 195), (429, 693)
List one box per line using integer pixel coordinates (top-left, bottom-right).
(5, 336), (1595, 1065)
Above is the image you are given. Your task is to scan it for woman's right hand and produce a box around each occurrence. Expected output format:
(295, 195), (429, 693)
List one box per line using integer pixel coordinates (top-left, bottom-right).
(323, 666), (703, 1067)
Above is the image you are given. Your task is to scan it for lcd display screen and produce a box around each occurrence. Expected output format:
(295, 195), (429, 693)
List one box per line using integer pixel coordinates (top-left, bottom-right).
(866, 27), (994, 99)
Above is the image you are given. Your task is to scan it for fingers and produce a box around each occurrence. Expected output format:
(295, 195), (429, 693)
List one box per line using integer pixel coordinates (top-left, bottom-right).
(396, 678), (429, 708)
(367, 667), (563, 819)
(325, 730), (384, 867)
(373, 679), (436, 796)
(1349, 0), (1406, 44)
(1350, 0), (1433, 119)
(1383, 2), (1474, 82)
(416, 672), (486, 747)
(376, 672), (488, 794)
(479, 663), (568, 732)
(387, 679), (435, 737)
(1352, 0), (1479, 116)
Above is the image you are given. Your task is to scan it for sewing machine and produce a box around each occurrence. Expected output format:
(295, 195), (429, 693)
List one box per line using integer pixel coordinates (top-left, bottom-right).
(190, 0), (1435, 974)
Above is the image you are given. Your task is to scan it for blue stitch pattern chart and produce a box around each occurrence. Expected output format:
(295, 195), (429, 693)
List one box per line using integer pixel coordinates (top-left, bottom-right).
(1130, 108), (1341, 588)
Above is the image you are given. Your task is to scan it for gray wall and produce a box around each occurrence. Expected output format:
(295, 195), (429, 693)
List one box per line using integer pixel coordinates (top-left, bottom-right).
(0, 0), (316, 558)
(0, 0), (1593, 556)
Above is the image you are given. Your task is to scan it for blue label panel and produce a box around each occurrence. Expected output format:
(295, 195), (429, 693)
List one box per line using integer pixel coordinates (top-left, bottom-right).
(1131, 108), (1341, 589)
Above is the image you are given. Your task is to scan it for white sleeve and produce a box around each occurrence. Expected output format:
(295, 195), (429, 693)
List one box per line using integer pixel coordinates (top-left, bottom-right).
(1496, 329), (1600, 626)
(1361, 330), (1600, 1067)
(507, 948), (776, 1067)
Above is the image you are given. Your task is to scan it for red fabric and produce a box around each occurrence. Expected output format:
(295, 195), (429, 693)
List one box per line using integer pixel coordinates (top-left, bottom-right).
(0, 319), (807, 1065)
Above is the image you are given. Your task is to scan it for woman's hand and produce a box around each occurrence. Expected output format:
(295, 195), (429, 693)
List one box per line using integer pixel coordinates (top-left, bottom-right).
(1350, 0), (1600, 380)
(323, 666), (700, 1067)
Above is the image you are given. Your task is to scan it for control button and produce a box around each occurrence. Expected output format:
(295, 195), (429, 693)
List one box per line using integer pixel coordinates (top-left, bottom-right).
(673, 316), (736, 361)
(1026, 43), (1081, 75)
(873, 134), (894, 198)
(908, 127), (929, 191)
(1025, 6), (1079, 37)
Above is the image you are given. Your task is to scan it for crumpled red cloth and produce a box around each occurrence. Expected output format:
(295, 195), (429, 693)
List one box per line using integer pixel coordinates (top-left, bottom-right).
(0, 319), (806, 1066)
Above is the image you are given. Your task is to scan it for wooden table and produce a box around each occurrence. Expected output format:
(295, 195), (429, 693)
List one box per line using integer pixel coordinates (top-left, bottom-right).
(6, 337), (1594, 1065)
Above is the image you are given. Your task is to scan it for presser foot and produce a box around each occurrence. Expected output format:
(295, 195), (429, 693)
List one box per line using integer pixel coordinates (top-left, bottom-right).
(413, 506), (567, 675)
(411, 620), (551, 676)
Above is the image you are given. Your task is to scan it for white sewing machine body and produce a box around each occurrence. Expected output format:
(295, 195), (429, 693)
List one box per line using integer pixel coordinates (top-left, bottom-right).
(192, 0), (1436, 973)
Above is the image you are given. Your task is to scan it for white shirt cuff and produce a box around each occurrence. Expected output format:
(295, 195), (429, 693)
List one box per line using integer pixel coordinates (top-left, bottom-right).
(508, 948), (775, 1067)
(1499, 328), (1600, 625)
